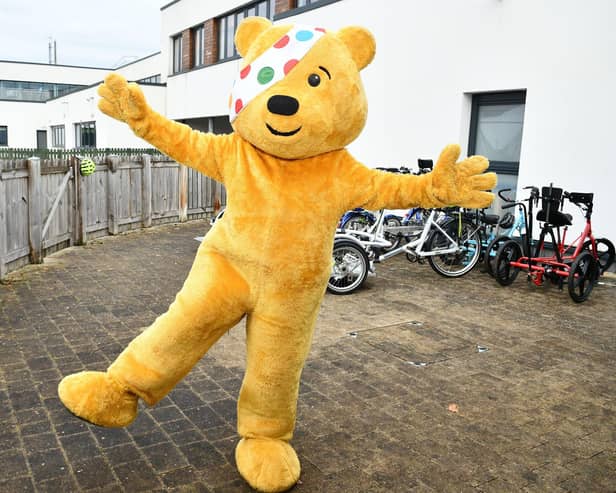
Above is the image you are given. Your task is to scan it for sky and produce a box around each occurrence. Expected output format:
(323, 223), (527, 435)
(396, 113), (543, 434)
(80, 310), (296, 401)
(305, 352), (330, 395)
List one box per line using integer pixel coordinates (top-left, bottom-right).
(0, 0), (166, 68)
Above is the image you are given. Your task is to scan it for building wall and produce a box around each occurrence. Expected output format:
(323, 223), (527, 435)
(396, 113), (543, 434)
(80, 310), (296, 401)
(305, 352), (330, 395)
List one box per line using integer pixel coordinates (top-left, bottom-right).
(44, 85), (166, 149)
(0, 101), (48, 147)
(0, 60), (109, 85)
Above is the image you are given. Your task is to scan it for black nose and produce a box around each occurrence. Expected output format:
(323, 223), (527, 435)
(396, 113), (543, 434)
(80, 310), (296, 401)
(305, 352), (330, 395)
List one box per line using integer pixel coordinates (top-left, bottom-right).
(267, 95), (299, 116)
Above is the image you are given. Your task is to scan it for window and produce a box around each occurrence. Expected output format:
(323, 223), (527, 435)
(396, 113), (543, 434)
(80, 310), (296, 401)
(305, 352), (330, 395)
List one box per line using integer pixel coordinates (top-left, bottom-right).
(75, 122), (96, 148)
(468, 90), (526, 209)
(172, 34), (183, 73)
(193, 25), (205, 67)
(0, 126), (7, 146)
(218, 1), (274, 61)
(51, 125), (65, 148)
(137, 74), (162, 84)
(0, 80), (85, 102)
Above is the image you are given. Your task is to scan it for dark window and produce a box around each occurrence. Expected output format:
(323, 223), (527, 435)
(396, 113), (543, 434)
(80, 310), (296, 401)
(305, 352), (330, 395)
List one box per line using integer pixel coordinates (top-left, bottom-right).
(75, 122), (96, 148)
(0, 126), (7, 146)
(218, 1), (274, 61)
(172, 34), (183, 73)
(193, 25), (205, 67)
(0, 79), (85, 102)
(138, 74), (162, 84)
(468, 90), (526, 209)
(51, 125), (65, 148)
(468, 91), (526, 176)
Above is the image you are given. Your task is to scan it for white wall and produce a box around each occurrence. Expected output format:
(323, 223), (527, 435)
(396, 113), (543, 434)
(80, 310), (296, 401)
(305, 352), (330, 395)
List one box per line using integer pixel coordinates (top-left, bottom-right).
(0, 101), (48, 147)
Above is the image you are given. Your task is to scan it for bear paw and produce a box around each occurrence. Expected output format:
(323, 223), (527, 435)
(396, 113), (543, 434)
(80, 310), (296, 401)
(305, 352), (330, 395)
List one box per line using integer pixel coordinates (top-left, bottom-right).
(58, 371), (138, 428)
(235, 437), (300, 493)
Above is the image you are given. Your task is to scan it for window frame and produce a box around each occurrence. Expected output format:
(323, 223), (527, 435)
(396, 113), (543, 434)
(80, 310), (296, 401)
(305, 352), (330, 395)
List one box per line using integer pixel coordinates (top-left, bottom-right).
(74, 121), (96, 149)
(192, 24), (205, 67)
(217, 1), (274, 62)
(172, 34), (183, 74)
(51, 125), (65, 148)
(468, 90), (526, 175)
(0, 125), (7, 146)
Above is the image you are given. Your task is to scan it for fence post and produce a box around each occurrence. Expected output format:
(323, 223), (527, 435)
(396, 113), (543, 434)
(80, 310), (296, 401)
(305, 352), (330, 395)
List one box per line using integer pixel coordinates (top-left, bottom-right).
(0, 166), (7, 279)
(27, 157), (43, 264)
(72, 158), (87, 245)
(142, 154), (152, 228)
(107, 155), (120, 235)
(179, 164), (188, 222)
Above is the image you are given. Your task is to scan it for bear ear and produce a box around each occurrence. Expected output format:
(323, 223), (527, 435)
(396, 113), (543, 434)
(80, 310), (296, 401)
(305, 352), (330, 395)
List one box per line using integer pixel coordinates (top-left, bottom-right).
(235, 16), (273, 57)
(337, 26), (376, 70)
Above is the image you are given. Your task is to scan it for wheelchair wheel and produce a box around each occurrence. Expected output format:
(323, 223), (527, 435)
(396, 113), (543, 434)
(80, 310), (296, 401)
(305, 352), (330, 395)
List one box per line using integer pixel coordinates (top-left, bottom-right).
(494, 240), (523, 286)
(484, 235), (511, 277)
(328, 240), (369, 294)
(568, 251), (597, 303)
(582, 238), (615, 276)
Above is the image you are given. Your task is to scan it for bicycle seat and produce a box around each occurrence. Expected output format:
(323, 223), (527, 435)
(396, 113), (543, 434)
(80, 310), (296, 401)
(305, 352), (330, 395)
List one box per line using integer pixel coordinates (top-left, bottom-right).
(482, 213), (500, 226)
(499, 212), (515, 229)
(537, 186), (572, 226)
(536, 209), (572, 226)
(568, 192), (593, 206)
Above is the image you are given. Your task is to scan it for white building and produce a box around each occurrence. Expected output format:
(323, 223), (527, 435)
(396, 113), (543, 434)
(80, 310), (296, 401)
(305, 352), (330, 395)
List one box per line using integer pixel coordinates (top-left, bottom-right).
(1, 0), (614, 241)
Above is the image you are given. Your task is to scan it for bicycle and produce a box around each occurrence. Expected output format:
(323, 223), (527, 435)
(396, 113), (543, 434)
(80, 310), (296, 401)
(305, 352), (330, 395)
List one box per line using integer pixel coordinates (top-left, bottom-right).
(328, 203), (482, 294)
(494, 184), (610, 302)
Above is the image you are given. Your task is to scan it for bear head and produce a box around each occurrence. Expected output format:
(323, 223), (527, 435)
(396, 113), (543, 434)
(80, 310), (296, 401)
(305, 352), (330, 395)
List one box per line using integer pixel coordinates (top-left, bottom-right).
(230, 17), (375, 160)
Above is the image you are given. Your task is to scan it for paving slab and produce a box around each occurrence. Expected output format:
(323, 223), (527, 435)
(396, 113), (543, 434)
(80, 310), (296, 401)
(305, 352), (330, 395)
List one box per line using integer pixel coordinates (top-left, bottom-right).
(1, 220), (615, 492)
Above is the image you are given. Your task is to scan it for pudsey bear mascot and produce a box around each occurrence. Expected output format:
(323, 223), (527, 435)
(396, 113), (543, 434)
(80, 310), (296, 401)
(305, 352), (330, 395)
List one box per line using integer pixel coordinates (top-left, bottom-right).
(58, 17), (496, 492)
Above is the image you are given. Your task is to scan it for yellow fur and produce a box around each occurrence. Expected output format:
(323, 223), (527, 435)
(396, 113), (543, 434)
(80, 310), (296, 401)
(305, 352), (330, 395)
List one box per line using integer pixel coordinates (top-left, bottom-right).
(58, 16), (496, 492)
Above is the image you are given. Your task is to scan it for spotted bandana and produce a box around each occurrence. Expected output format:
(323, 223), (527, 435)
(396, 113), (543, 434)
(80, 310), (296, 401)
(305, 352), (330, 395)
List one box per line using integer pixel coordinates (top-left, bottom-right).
(229, 25), (326, 122)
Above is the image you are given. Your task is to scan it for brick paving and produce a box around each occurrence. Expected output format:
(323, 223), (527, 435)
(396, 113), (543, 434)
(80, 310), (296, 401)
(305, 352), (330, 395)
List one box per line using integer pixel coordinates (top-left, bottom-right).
(0, 219), (615, 493)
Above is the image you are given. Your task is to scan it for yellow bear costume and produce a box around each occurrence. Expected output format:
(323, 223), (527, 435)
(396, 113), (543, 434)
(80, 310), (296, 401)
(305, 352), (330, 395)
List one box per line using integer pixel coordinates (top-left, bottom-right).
(58, 17), (496, 492)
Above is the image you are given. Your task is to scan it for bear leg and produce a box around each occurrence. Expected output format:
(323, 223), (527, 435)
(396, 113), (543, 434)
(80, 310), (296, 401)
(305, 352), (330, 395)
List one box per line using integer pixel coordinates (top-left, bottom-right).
(235, 295), (322, 492)
(58, 249), (251, 426)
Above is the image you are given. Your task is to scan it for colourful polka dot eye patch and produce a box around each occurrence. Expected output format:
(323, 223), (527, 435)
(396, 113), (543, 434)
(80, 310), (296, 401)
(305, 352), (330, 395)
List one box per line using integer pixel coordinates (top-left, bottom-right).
(229, 25), (326, 122)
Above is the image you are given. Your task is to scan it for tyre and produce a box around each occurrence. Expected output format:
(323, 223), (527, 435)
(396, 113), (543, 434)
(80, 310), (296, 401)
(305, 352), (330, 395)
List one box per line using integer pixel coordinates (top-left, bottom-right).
(383, 216), (402, 251)
(484, 235), (511, 277)
(494, 240), (523, 286)
(582, 238), (615, 276)
(426, 219), (481, 277)
(328, 240), (369, 294)
(568, 251), (597, 302)
(340, 213), (372, 232)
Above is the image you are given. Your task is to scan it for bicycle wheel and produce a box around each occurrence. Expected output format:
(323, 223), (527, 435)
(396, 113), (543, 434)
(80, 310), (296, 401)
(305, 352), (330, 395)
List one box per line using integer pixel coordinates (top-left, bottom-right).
(426, 219), (481, 277)
(568, 251), (597, 302)
(484, 235), (511, 277)
(582, 238), (615, 276)
(494, 240), (523, 286)
(328, 240), (369, 294)
(383, 216), (402, 251)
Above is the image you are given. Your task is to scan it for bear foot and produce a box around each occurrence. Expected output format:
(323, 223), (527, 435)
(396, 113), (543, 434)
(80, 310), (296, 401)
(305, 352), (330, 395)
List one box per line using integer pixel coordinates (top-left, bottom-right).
(235, 437), (300, 493)
(58, 371), (138, 428)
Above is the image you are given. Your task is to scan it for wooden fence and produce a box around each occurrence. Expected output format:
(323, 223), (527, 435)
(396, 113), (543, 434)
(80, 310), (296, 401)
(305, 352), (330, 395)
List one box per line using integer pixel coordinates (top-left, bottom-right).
(0, 153), (225, 279)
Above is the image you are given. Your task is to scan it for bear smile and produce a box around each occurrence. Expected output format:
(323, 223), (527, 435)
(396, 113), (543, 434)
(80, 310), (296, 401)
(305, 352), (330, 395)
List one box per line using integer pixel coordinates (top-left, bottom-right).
(266, 123), (302, 137)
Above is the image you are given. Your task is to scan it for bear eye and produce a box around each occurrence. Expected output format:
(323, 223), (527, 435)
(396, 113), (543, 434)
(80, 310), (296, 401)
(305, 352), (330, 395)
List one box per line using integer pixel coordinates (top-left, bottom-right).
(308, 73), (321, 87)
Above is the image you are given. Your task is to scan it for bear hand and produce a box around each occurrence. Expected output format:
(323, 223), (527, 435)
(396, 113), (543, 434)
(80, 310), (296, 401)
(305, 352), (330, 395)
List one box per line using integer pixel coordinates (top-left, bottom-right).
(428, 144), (497, 209)
(98, 73), (150, 127)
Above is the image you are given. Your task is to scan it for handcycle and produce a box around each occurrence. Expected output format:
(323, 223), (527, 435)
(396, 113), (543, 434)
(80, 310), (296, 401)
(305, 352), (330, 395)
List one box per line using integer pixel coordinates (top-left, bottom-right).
(493, 184), (613, 302)
(482, 190), (528, 276)
(328, 201), (482, 294)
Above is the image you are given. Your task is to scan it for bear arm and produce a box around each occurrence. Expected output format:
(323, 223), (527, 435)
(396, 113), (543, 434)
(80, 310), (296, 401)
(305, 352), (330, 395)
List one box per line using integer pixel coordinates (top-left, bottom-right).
(340, 153), (446, 211)
(130, 110), (232, 183)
